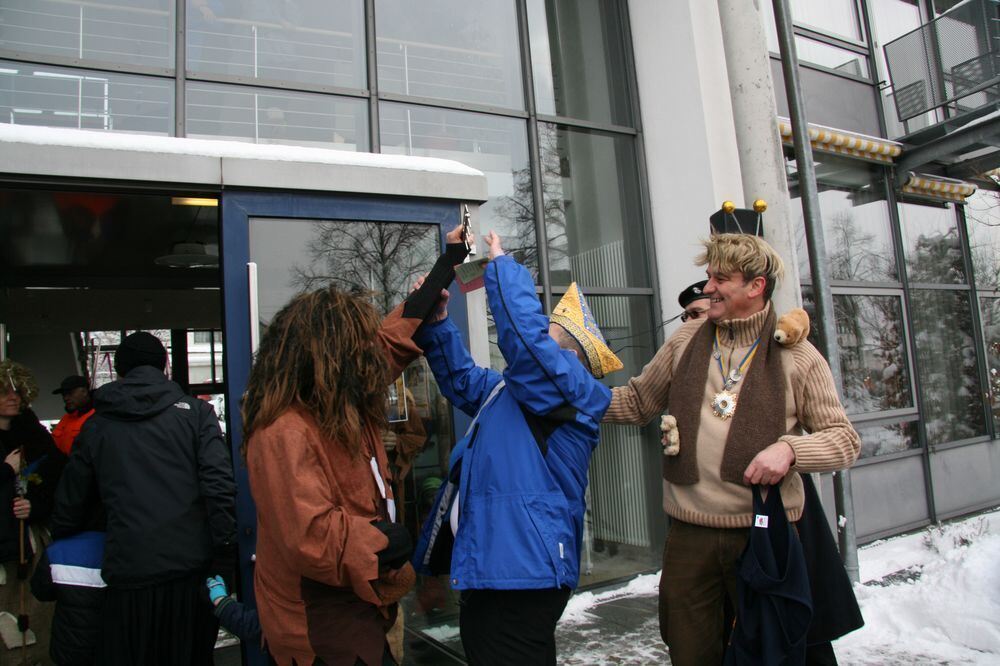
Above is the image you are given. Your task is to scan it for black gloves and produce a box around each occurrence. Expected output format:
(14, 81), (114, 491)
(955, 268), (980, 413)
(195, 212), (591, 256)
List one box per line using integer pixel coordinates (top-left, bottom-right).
(373, 521), (413, 570)
(402, 243), (470, 321)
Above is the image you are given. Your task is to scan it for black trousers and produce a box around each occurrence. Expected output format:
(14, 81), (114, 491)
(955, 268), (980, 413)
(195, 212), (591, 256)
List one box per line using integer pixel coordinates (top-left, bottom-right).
(459, 587), (572, 666)
(99, 573), (218, 666)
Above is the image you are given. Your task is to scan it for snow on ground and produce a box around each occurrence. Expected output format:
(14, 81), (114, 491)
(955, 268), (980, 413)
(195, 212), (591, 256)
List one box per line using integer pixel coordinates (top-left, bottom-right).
(835, 509), (1000, 665)
(555, 508), (1000, 665)
(561, 572), (660, 625)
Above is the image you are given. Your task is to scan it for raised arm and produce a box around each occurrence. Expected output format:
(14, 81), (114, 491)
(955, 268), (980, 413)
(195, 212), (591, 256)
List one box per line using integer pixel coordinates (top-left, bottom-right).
(484, 248), (601, 418)
(379, 225), (471, 379)
(414, 317), (502, 417)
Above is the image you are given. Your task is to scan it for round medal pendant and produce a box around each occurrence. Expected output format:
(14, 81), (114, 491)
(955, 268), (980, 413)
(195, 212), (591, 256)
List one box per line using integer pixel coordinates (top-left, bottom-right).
(711, 389), (738, 419)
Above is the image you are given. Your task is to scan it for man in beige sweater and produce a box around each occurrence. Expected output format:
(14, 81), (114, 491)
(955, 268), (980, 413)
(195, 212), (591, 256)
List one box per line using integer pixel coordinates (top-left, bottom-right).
(605, 233), (860, 665)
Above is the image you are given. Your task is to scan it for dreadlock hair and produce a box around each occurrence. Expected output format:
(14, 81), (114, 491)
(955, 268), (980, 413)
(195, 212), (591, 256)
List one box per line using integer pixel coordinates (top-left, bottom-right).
(241, 285), (390, 459)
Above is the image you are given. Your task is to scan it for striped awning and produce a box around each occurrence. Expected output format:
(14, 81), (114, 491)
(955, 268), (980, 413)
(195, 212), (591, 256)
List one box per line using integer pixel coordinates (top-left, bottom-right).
(777, 118), (903, 164)
(900, 172), (977, 203)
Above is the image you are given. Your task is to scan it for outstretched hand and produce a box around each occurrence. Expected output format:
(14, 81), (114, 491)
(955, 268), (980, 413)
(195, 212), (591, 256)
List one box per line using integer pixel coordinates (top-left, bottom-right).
(484, 231), (505, 260)
(412, 274), (449, 323)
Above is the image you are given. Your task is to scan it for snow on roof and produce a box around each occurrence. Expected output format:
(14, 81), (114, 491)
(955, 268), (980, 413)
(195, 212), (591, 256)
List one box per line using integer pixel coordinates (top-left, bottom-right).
(0, 123), (483, 177)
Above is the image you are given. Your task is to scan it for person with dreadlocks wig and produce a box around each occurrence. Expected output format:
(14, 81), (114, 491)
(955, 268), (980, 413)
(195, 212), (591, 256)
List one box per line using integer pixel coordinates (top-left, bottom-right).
(0, 359), (66, 660)
(242, 222), (472, 666)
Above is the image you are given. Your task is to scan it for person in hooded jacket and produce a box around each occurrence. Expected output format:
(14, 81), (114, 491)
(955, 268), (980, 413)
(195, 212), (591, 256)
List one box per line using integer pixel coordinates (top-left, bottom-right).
(0, 359), (66, 661)
(411, 232), (624, 666)
(50, 332), (236, 666)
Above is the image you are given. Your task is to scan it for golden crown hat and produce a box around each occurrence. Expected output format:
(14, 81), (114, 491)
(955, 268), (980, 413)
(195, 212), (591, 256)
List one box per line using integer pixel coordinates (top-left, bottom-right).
(549, 283), (624, 379)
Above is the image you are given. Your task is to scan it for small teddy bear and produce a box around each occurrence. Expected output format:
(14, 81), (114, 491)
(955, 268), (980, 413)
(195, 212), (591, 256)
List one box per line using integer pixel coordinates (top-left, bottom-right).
(660, 415), (680, 456)
(659, 307), (811, 456)
(773, 307), (810, 345)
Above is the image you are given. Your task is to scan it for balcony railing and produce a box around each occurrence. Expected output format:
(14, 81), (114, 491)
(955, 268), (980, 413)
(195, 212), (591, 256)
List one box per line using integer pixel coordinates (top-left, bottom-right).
(884, 0), (1000, 123)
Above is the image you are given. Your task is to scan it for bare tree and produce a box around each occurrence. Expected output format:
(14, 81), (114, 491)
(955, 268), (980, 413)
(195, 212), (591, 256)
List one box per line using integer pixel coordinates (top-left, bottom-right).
(291, 221), (438, 315)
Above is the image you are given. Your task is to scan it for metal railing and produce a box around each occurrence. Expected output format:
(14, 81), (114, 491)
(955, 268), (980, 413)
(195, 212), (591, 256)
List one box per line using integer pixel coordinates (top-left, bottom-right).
(884, 0), (1000, 122)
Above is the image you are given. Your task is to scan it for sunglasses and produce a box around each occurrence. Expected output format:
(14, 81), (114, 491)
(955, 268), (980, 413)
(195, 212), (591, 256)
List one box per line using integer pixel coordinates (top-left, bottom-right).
(680, 308), (709, 323)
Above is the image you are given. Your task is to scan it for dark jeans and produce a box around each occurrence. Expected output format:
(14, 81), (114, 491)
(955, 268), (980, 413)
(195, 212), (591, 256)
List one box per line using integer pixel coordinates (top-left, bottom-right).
(459, 587), (572, 666)
(659, 520), (749, 666)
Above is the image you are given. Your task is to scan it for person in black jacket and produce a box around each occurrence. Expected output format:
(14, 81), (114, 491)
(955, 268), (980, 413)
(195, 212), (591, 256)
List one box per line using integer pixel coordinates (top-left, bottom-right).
(0, 359), (66, 660)
(51, 332), (237, 666)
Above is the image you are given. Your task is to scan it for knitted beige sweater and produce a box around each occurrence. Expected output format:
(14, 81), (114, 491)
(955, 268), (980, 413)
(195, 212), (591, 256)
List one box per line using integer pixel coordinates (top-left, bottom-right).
(606, 306), (860, 528)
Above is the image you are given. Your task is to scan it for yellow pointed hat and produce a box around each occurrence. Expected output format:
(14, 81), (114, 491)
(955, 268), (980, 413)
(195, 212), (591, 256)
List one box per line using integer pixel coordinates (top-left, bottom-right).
(550, 283), (624, 379)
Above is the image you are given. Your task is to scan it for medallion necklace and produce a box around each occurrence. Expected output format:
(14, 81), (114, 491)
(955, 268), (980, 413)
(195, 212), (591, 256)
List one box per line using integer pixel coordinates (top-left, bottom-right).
(710, 328), (761, 419)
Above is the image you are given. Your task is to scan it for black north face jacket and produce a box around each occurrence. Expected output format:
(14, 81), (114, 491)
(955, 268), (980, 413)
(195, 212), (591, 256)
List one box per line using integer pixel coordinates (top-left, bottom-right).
(51, 366), (236, 586)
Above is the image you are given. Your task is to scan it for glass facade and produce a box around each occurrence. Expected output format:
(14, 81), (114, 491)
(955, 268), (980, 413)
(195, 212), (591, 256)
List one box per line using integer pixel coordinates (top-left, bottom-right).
(782, 1), (1000, 491)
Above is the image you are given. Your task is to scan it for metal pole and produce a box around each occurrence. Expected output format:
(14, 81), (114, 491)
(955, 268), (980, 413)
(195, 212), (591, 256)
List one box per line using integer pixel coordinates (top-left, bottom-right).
(772, 0), (859, 583)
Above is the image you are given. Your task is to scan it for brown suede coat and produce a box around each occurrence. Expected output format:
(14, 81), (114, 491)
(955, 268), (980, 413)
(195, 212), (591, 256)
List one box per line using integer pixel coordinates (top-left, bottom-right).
(248, 303), (422, 666)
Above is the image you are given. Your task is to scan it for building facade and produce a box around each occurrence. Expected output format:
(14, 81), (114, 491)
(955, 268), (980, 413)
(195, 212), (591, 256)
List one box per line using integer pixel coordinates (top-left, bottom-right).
(1, 0), (999, 662)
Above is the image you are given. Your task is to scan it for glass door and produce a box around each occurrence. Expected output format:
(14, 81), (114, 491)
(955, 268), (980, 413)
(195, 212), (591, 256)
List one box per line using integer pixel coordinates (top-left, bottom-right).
(221, 191), (466, 664)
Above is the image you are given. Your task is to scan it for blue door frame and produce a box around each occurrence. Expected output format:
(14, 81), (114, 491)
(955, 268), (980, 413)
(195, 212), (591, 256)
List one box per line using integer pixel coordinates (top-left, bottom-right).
(220, 190), (470, 664)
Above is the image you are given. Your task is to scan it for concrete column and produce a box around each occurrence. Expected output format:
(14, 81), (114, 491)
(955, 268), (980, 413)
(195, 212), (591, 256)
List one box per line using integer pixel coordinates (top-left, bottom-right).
(716, 0), (800, 314)
(629, 0), (745, 329)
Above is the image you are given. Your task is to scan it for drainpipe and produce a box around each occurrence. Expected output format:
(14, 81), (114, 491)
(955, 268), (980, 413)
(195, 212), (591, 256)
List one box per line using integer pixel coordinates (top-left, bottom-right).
(771, 0), (860, 583)
(716, 0), (800, 316)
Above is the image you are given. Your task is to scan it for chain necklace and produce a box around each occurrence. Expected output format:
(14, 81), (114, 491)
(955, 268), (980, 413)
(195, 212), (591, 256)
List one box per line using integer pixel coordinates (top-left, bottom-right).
(710, 329), (761, 419)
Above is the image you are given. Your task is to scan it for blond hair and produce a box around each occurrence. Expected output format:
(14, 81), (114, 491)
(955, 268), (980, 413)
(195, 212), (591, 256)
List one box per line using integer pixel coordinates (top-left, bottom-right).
(696, 233), (785, 300)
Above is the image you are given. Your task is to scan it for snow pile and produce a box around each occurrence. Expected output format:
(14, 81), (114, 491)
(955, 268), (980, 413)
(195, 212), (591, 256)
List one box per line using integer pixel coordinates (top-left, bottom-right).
(561, 572), (660, 625)
(836, 509), (1000, 664)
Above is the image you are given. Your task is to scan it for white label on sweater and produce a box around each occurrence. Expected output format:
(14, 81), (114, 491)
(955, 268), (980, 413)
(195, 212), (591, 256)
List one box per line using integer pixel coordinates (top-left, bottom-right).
(754, 514), (769, 529)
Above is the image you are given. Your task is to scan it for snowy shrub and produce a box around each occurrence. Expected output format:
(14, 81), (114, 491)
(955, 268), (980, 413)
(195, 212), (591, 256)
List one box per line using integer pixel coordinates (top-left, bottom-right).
(922, 517), (987, 553)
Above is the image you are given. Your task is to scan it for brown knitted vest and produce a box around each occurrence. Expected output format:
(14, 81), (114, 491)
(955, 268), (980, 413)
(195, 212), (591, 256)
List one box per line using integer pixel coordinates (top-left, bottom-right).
(664, 306), (786, 485)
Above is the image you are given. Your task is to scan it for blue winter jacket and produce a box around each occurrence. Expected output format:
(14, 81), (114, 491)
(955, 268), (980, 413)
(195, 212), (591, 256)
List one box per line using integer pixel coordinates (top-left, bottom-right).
(411, 255), (611, 590)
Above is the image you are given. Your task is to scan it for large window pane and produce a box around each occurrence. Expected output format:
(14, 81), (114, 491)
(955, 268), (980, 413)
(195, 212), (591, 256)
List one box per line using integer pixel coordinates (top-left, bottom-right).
(789, 154), (897, 283)
(900, 202), (967, 284)
(980, 297), (1000, 430)
(791, 0), (863, 41)
(795, 36), (869, 79)
(0, 61), (172, 134)
(0, 0), (174, 68)
(526, 0), (633, 125)
(186, 0), (365, 90)
(379, 103), (535, 276)
(186, 82), (368, 149)
(835, 294), (913, 414)
(539, 122), (647, 289)
(856, 420), (920, 459)
(964, 190), (1000, 290)
(374, 0), (524, 110)
(910, 289), (987, 444)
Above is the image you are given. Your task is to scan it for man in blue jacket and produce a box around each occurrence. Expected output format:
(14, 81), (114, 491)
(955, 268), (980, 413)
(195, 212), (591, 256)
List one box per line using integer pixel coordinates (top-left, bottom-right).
(412, 231), (623, 665)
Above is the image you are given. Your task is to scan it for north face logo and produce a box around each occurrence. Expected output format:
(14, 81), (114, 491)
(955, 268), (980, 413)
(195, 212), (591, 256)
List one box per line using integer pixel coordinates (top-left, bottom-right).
(174, 402), (191, 410)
